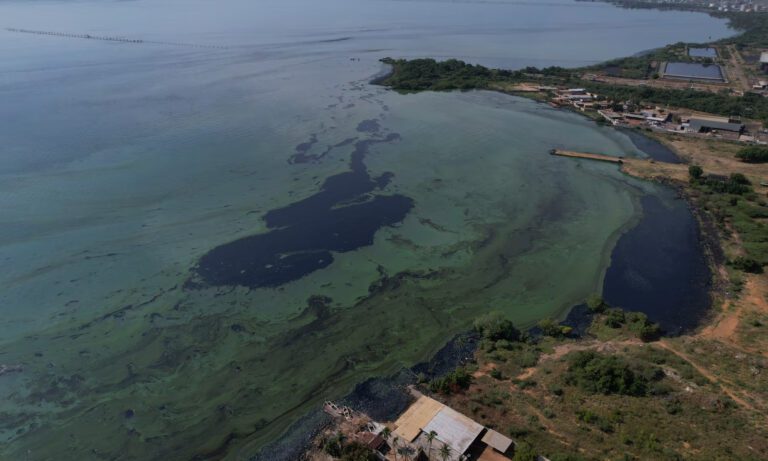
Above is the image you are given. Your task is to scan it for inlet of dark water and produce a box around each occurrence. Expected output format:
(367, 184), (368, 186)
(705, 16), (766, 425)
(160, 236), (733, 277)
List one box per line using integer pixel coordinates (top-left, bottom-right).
(602, 192), (711, 335)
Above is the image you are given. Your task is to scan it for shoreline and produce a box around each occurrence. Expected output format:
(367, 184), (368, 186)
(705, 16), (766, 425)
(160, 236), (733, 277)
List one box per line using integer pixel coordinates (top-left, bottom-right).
(252, 67), (728, 460)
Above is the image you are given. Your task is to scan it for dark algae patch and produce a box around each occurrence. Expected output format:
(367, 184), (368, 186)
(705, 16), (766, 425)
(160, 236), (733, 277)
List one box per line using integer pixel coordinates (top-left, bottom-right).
(193, 123), (412, 289)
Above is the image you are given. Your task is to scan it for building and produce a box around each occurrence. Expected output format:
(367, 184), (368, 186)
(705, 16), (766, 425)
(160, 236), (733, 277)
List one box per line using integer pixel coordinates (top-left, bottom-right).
(393, 395), (514, 461)
(687, 117), (745, 134)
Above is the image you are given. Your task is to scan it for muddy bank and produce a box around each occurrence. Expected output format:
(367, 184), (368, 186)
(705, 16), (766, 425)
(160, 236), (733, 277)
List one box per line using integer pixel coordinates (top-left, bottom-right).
(602, 192), (712, 335)
(621, 127), (683, 164)
(250, 332), (479, 461)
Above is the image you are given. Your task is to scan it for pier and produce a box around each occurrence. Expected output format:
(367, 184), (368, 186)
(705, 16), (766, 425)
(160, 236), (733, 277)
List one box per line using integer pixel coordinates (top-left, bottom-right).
(550, 149), (624, 164)
(5, 27), (229, 49)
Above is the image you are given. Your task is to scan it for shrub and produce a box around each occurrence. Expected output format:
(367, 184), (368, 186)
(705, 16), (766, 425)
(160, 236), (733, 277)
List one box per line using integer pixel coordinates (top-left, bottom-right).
(625, 312), (661, 341)
(565, 351), (659, 396)
(731, 256), (763, 274)
(508, 426), (531, 438)
(538, 318), (564, 337)
(688, 165), (704, 181)
(730, 173), (751, 185)
(605, 308), (626, 328)
(512, 441), (538, 461)
(635, 322), (662, 342)
(664, 397), (683, 415)
(587, 294), (607, 313)
(517, 350), (540, 368)
(490, 368), (503, 380)
(429, 367), (472, 394)
(736, 146), (768, 163)
(474, 312), (521, 342)
(341, 442), (378, 461)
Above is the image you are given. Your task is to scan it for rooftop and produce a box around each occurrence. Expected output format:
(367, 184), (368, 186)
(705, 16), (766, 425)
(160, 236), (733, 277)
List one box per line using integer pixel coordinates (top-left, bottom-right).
(663, 62), (724, 81)
(392, 395), (514, 460)
(393, 395), (444, 442)
(688, 47), (717, 59)
(689, 118), (745, 132)
(422, 406), (485, 456)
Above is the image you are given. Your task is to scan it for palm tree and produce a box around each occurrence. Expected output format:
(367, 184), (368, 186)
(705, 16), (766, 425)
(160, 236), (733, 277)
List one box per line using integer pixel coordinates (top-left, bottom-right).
(426, 430), (438, 459)
(398, 446), (414, 461)
(439, 442), (451, 461)
(392, 437), (400, 461)
(380, 426), (392, 442)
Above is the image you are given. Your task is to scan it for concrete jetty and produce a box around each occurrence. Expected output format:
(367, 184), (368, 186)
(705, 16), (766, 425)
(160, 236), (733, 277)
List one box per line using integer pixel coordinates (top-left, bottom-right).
(550, 149), (624, 164)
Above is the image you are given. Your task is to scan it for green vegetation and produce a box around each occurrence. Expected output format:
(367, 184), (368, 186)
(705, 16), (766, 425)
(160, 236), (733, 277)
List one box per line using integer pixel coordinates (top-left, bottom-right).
(378, 57), (572, 92)
(585, 42), (688, 79)
(321, 433), (378, 461)
(719, 12), (768, 48)
(379, 56), (768, 126)
(474, 311), (521, 342)
(429, 367), (472, 394)
(512, 441), (538, 461)
(690, 167), (768, 270)
(586, 294), (606, 313)
(732, 255), (763, 274)
(441, 317), (768, 461)
(688, 164), (704, 180)
(537, 318), (572, 337)
(379, 58), (494, 91)
(584, 83), (768, 122)
(589, 306), (661, 342)
(565, 351), (662, 396)
(736, 145), (768, 163)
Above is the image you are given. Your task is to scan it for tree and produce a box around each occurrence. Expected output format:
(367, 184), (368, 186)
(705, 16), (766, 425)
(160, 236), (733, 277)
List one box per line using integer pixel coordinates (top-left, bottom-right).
(439, 443), (451, 461)
(380, 427), (391, 442)
(688, 164), (703, 181)
(426, 430), (437, 459)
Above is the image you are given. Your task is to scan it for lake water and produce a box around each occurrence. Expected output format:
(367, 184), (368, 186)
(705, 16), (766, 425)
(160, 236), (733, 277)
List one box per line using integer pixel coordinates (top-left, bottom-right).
(0, 0), (732, 459)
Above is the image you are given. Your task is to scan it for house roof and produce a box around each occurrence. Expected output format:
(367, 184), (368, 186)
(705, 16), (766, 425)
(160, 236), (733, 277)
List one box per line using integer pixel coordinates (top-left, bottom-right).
(358, 432), (386, 450)
(481, 429), (514, 453)
(422, 407), (485, 456)
(393, 396), (445, 442)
